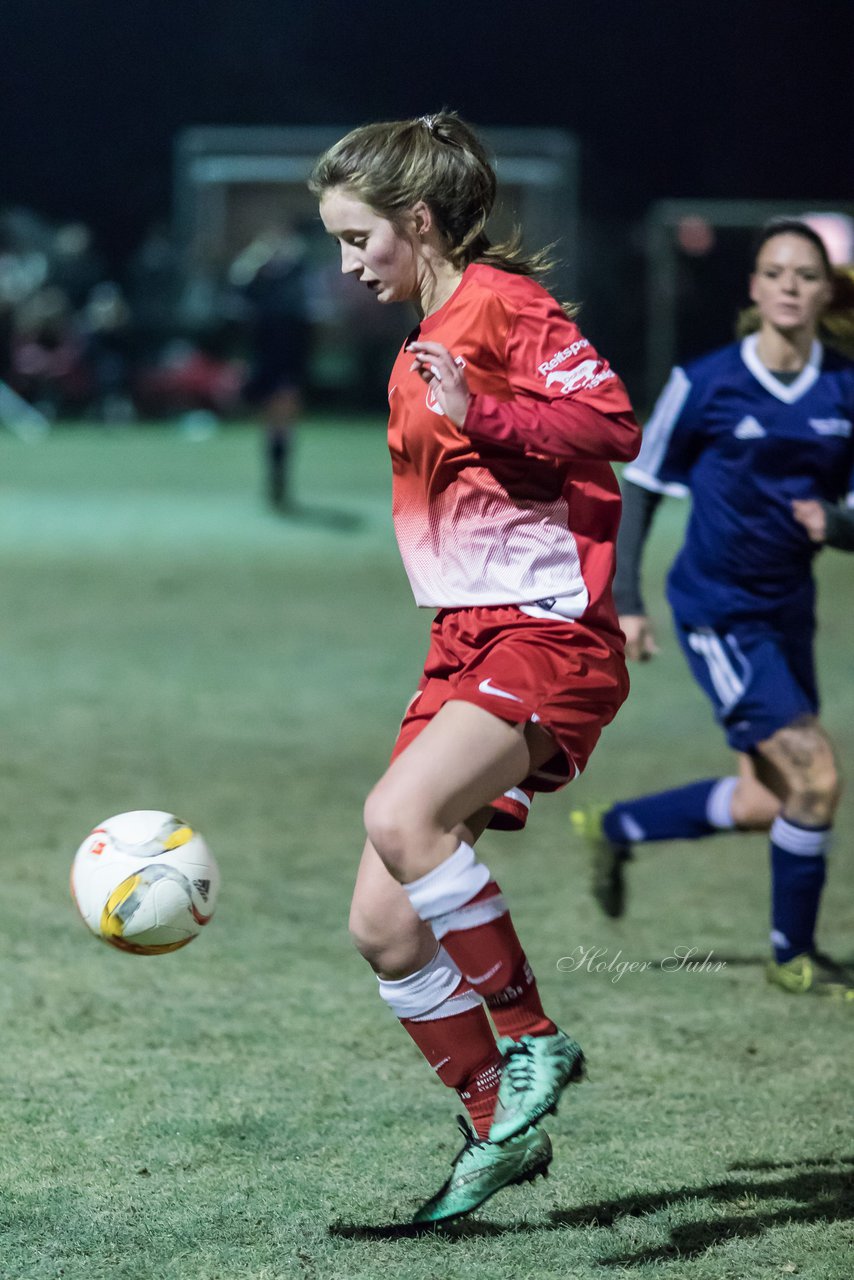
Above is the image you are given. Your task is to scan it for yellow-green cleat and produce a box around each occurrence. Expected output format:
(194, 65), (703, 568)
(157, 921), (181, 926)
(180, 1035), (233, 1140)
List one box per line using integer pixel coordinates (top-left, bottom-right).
(411, 1116), (552, 1224)
(766, 951), (854, 1001)
(570, 804), (632, 919)
(489, 1031), (586, 1143)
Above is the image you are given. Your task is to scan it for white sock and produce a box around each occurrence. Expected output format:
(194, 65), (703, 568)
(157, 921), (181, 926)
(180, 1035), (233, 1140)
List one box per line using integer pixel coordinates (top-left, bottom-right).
(706, 776), (739, 830)
(377, 947), (482, 1021)
(403, 841), (490, 922)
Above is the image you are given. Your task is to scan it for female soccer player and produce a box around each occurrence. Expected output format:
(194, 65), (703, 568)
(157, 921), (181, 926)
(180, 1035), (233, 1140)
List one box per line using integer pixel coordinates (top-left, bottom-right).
(574, 219), (854, 1000)
(310, 112), (640, 1222)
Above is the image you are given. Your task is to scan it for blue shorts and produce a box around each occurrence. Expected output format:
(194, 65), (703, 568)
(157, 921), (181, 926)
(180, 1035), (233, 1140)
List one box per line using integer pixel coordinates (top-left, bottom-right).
(673, 615), (818, 752)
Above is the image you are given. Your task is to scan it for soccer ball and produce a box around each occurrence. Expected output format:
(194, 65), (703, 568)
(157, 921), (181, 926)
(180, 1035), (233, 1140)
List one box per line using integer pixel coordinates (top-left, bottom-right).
(71, 810), (220, 955)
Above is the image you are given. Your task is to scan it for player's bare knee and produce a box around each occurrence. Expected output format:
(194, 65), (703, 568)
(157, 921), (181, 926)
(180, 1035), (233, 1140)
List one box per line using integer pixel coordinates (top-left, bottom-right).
(354, 935), (409, 976)
(730, 775), (780, 828)
(761, 724), (841, 824)
(363, 785), (437, 879)
(348, 902), (398, 968)
(787, 766), (841, 825)
(348, 918), (381, 967)
(348, 909), (428, 978)
(349, 922), (389, 971)
(362, 791), (410, 876)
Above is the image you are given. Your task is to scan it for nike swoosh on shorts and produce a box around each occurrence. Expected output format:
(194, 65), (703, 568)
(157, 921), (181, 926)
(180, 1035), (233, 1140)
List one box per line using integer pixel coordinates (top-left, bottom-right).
(478, 678), (523, 703)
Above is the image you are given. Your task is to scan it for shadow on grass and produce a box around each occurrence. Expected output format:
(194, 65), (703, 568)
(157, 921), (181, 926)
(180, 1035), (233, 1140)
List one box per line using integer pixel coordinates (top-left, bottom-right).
(552, 1156), (854, 1266)
(328, 1221), (489, 1241)
(274, 502), (364, 533)
(728, 1155), (854, 1172)
(329, 1154), (854, 1258)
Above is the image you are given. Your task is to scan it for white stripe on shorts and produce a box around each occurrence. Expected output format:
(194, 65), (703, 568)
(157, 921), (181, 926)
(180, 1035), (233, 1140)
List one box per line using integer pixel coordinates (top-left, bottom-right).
(687, 628), (745, 712)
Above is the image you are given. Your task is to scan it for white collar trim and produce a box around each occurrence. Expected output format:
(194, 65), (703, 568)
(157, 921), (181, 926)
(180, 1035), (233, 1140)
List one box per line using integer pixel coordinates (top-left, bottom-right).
(740, 333), (823, 404)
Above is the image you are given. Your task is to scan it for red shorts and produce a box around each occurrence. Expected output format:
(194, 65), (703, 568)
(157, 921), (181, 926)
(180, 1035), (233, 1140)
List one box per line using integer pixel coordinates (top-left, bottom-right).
(391, 605), (629, 831)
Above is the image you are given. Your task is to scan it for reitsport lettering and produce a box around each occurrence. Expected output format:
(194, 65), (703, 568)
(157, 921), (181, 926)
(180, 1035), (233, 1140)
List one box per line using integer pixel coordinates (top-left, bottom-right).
(537, 339), (590, 376)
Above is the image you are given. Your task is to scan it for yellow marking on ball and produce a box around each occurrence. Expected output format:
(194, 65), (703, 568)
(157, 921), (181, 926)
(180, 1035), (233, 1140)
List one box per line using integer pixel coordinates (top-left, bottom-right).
(100, 874), (142, 937)
(162, 826), (194, 851)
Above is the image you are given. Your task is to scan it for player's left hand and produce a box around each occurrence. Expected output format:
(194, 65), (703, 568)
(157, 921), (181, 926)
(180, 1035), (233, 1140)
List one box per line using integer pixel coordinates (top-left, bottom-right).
(791, 498), (827, 543)
(407, 341), (471, 427)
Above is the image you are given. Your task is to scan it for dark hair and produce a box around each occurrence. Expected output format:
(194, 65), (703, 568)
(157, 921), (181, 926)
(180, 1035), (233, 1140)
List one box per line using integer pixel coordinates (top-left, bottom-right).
(309, 110), (571, 300)
(736, 217), (854, 342)
(750, 218), (833, 276)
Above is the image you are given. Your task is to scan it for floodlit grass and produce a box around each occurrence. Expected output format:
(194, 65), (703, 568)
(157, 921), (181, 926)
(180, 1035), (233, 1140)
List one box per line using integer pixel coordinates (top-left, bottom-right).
(0, 419), (852, 1280)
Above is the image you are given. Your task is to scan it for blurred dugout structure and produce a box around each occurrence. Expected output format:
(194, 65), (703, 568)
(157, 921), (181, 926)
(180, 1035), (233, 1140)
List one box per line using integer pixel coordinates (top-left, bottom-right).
(173, 125), (579, 410)
(644, 201), (854, 406)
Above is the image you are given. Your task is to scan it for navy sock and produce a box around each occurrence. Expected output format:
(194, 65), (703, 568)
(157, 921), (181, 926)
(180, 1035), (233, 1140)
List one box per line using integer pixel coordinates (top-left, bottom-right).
(769, 816), (828, 962)
(602, 777), (737, 844)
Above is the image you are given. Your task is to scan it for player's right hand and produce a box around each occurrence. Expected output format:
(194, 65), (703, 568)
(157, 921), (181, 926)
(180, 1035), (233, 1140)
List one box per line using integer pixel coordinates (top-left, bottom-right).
(620, 614), (659, 662)
(791, 498), (827, 543)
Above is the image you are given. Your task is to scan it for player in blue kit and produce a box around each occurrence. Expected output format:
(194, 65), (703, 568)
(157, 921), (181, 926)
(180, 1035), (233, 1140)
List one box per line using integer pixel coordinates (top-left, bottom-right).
(572, 219), (854, 998)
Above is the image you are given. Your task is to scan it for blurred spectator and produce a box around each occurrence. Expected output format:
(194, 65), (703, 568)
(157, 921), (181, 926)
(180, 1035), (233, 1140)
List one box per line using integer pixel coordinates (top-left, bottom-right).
(230, 224), (312, 510)
(82, 282), (136, 423)
(0, 245), (49, 309)
(126, 221), (182, 356)
(0, 212), (51, 385)
(179, 234), (232, 337)
(10, 286), (90, 417)
(0, 206), (54, 266)
(134, 338), (243, 420)
(0, 207), (249, 425)
(0, 201), (396, 428)
(50, 222), (105, 309)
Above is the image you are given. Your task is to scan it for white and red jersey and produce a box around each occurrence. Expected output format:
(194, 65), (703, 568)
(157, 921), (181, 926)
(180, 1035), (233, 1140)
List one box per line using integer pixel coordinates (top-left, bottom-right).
(387, 264), (640, 631)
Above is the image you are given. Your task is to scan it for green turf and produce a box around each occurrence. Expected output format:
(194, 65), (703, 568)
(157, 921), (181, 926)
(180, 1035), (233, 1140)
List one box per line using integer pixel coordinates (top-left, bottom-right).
(0, 420), (852, 1280)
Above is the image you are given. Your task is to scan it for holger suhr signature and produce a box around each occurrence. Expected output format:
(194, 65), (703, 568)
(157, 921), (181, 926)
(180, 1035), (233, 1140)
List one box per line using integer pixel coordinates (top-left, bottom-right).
(556, 945), (727, 983)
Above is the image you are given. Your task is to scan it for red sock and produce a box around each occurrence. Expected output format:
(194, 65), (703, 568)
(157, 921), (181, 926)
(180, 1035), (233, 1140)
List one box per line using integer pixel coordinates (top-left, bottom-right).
(401, 999), (501, 1138)
(439, 883), (557, 1040)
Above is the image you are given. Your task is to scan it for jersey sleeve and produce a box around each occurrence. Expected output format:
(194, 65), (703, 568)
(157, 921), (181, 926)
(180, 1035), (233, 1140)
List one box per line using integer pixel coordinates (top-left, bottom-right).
(622, 366), (707, 496)
(462, 302), (640, 463)
(822, 501), (854, 551)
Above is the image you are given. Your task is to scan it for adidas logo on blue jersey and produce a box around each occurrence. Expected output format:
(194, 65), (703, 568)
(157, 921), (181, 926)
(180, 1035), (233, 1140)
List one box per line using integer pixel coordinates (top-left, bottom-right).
(809, 418), (852, 437)
(733, 416), (767, 439)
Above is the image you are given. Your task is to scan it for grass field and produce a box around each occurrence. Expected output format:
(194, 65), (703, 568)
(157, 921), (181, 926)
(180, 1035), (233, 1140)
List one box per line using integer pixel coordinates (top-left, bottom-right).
(0, 420), (852, 1280)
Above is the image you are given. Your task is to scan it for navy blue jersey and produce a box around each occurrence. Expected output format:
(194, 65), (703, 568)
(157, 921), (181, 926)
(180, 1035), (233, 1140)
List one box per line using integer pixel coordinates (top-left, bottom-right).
(625, 336), (854, 623)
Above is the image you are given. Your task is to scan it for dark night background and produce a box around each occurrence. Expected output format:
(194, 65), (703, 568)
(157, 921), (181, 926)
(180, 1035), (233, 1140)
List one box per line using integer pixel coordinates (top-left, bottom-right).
(3, 0), (851, 262)
(1, 0), (852, 404)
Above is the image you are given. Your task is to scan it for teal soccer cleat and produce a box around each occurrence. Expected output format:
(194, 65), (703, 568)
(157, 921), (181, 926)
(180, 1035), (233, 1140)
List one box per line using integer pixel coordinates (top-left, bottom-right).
(489, 1030), (586, 1143)
(412, 1116), (552, 1224)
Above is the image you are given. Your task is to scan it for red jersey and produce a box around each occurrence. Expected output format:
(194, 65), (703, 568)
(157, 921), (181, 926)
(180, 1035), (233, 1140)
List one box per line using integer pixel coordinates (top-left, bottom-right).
(387, 263), (640, 630)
